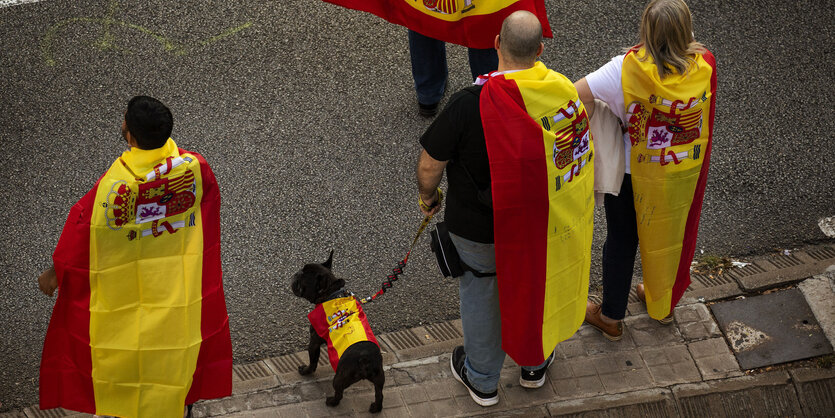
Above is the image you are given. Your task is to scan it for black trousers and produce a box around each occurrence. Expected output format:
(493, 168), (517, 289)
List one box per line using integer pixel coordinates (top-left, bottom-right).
(601, 174), (639, 320)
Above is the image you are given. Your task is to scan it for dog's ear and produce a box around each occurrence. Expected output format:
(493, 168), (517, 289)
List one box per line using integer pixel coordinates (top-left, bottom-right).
(323, 249), (334, 270)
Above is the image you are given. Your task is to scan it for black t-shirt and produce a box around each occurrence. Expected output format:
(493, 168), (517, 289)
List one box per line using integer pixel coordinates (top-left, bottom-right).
(420, 85), (494, 243)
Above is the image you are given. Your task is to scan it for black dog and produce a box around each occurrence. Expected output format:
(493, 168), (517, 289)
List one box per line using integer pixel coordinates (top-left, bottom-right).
(290, 250), (385, 413)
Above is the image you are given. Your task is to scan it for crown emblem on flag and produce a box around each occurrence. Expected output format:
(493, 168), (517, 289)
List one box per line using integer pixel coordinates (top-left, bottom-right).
(105, 181), (137, 230)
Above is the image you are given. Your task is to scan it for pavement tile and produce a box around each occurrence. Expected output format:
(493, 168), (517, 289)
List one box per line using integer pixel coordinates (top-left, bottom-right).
(385, 367), (421, 387)
(625, 313), (684, 348)
(423, 379), (456, 400)
(404, 401), (434, 417)
(345, 390), (387, 415)
(429, 398), (458, 416)
(798, 273), (835, 348)
(591, 352), (654, 394)
(391, 358), (449, 386)
(568, 357), (599, 378)
(687, 338), (742, 380)
(575, 324), (638, 356)
(380, 405), (409, 418)
(676, 303), (722, 342)
(554, 337), (585, 359)
(398, 384), (429, 405)
(271, 403), (305, 418)
(297, 380), (333, 402)
(555, 375), (606, 400)
(451, 393), (489, 415)
(301, 398), (350, 418)
(546, 388), (677, 417)
(497, 370), (558, 408)
(640, 345), (701, 386)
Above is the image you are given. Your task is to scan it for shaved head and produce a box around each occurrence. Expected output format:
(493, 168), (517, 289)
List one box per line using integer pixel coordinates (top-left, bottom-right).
(499, 10), (543, 65)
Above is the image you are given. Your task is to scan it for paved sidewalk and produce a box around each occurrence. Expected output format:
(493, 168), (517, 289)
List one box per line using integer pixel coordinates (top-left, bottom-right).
(7, 244), (835, 418)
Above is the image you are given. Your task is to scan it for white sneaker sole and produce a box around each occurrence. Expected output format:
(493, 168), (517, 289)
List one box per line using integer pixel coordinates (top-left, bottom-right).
(519, 375), (545, 388)
(450, 354), (499, 407)
(518, 354), (555, 388)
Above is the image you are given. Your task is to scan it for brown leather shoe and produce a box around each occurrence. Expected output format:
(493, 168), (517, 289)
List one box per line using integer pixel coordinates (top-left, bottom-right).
(636, 284), (674, 325)
(584, 302), (623, 341)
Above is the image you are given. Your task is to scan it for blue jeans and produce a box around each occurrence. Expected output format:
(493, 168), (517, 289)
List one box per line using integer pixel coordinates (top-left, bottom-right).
(408, 30), (499, 105)
(450, 232), (553, 393)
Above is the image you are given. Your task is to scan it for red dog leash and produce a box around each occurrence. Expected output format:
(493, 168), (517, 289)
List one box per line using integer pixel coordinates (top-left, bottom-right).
(356, 189), (443, 304)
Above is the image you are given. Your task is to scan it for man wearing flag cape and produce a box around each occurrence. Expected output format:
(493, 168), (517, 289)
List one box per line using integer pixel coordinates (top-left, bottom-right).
(37, 96), (233, 418)
(417, 11), (594, 407)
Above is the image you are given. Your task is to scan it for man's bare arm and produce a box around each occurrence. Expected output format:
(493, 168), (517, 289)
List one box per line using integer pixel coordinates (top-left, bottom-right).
(416, 150), (448, 216)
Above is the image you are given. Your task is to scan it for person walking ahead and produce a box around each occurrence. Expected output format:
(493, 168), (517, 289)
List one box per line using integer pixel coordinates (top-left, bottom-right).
(576, 0), (717, 340)
(38, 96), (232, 418)
(417, 11), (594, 407)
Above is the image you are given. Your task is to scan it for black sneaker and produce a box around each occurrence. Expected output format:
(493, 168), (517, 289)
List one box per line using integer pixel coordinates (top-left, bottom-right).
(418, 101), (439, 117)
(450, 346), (499, 406)
(519, 352), (554, 388)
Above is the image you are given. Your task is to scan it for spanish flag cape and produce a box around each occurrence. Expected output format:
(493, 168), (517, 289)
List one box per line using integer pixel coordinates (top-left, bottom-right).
(480, 62), (594, 365)
(623, 47), (717, 320)
(40, 139), (232, 417)
(308, 296), (378, 371)
(322, 0), (551, 49)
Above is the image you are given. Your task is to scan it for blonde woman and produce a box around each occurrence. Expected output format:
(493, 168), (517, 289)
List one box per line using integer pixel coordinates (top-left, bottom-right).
(575, 0), (716, 340)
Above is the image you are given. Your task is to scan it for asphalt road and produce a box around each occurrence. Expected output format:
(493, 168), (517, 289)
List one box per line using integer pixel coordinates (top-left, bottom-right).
(1, 0), (833, 411)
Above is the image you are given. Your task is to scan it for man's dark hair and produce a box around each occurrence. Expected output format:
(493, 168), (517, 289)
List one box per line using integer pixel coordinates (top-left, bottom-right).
(125, 96), (173, 150)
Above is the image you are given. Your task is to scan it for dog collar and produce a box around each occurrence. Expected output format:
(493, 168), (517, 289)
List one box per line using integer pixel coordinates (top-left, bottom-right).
(326, 288), (351, 301)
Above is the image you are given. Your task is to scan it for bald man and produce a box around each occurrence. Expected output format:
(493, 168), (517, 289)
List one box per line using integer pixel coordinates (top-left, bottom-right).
(416, 11), (594, 406)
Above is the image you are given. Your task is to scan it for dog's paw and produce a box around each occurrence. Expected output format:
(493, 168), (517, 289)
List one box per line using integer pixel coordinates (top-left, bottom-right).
(369, 402), (382, 413)
(298, 365), (314, 375)
(325, 396), (341, 407)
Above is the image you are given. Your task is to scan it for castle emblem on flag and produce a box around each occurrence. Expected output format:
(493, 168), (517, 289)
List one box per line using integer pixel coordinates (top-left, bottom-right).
(627, 94), (705, 166)
(547, 100), (590, 171)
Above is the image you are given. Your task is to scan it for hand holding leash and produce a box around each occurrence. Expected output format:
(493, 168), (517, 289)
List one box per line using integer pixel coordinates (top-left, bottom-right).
(418, 187), (444, 216)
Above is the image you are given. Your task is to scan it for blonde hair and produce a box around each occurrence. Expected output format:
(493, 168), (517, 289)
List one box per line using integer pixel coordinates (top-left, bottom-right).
(635, 0), (705, 77)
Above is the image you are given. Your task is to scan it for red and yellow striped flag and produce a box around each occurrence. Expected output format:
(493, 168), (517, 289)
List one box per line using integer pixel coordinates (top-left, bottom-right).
(480, 62), (595, 366)
(322, 0), (552, 49)
(623, 47), (717, 320)
(39, 139), (232, 417)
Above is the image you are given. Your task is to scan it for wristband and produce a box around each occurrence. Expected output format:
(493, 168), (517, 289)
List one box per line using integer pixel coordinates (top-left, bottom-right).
(419, 188), (444, 211)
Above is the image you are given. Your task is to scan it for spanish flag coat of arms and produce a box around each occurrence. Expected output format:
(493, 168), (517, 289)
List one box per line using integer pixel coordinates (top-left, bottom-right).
(39, 139), (232, 417)
(480, 62), (594, 366)
(623, 47), (717, 320)
(307, 296), (379, 371)
(323, 0), (552, 49)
